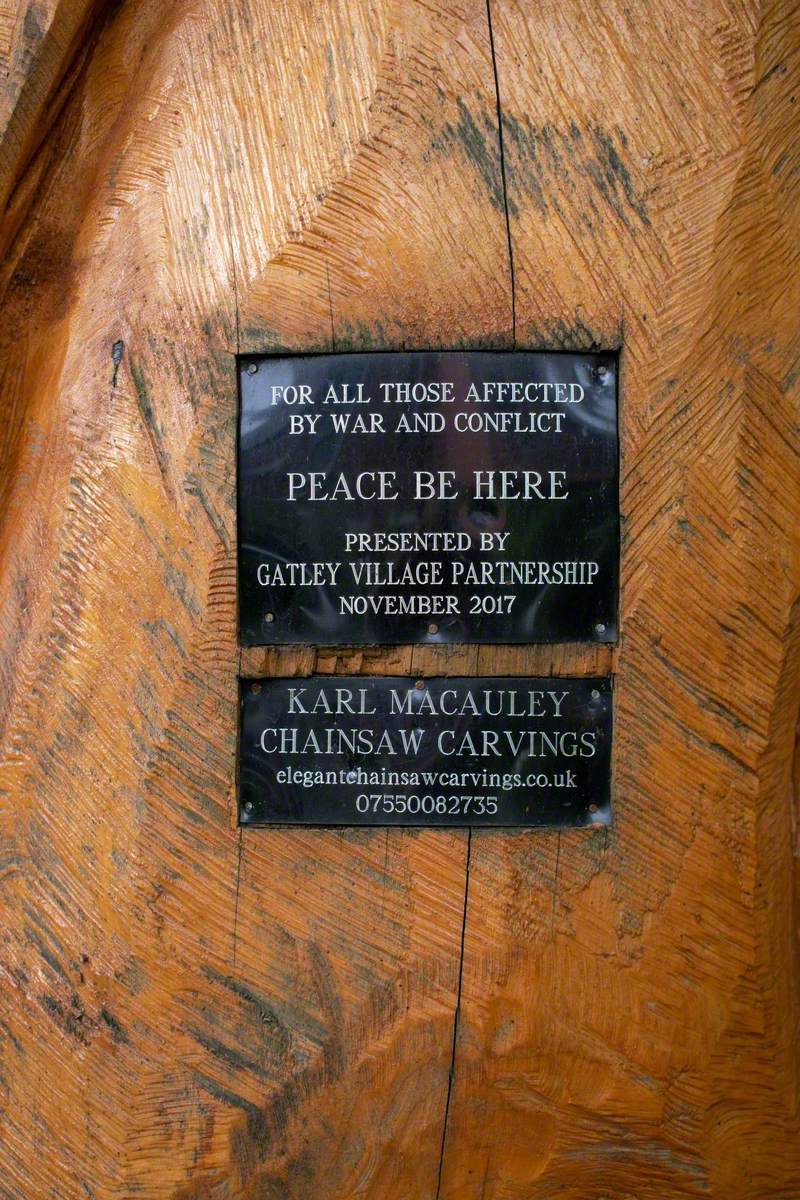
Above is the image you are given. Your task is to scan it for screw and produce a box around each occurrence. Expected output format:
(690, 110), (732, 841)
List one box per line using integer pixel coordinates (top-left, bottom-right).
(346, 770), (357, 783)
(589, 803), (598, 813)
(246, 362), (258, 375)
(250, 682), (262, 694)
(594, 363), (608, 381)
(428, 622), (439, 636)
(244, 801), (253, 813)
(264, 612), (274, 624)
(591, 689), (600, 700)
(415, 679), (425, 690)
(595, 622), (606, 635)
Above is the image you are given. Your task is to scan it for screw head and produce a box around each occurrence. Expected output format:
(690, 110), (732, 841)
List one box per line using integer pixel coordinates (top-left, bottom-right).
(589, 803), (598, 814)
(246, 362), (258, 375)
(346, 770), (357, 783)
(595, 622), (606, 635)
(427, 622), (439, 636)
(250, 682), (262, 694)
(243, 801), (253, 813)
(264, 612), (274, 624)
(591, 688), (600, 700)
(415, 679), (425, 690)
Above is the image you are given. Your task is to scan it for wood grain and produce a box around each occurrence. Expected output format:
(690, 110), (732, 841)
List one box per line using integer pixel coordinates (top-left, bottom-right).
(438, 1), (800, 1196)
(0, 0), (797, 1197)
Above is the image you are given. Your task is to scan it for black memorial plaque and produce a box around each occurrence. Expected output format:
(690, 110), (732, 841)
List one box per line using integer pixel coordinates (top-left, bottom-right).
(239, 675), (612, 827)
(238, 351), (618, 645)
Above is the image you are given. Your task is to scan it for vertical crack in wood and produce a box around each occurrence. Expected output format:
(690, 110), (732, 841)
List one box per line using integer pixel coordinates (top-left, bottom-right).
(435, 828), (472, 1199)
(232, 827), (243, 968)
(485, 0), (516, 346)
(551, 830), (562, 937)
(326, 261), (336, 352)
(224, 187), (241, 353)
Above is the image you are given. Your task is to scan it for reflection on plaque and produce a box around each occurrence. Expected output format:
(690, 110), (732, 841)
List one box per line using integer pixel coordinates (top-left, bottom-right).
(240, 675), (612, 828)
(238, 351), (618, 645)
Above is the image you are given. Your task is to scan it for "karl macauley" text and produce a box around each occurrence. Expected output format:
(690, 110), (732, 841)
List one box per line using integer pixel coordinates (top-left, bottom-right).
(258, 684), (598, 759)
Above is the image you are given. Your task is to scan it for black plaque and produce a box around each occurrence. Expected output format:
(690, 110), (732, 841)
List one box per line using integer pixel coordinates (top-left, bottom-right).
(239, 675), (612, 827)
(238, 351), (618, 645)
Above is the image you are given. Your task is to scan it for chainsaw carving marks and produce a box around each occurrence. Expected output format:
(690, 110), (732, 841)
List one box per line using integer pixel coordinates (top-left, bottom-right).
(0, 1), (798, 1197)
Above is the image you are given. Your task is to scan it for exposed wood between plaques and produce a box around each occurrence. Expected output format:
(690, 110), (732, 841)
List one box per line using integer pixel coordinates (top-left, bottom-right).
(239, 643), (616, 679)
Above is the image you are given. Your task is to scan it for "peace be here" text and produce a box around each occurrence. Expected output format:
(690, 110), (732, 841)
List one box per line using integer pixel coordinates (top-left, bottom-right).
(286, 469), (569, 501)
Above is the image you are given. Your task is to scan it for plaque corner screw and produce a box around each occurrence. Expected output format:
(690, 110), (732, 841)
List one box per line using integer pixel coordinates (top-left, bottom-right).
(427, 622), (439, 636)
(415, 679), (425, 690)
(264, 612), (275, 624)
(589, 803), (599, 814)
(246, 362), (258, 375)
(590, 688), (600, 700)
(250, 682), (262, 694)
(243, 800), (253, 813)
(595, 622), (607, 635)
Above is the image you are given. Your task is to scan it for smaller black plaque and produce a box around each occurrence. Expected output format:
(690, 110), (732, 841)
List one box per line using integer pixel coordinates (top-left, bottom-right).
(240, 675), (612, 827)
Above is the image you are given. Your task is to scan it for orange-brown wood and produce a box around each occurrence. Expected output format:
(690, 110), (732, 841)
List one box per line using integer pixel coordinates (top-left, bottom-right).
(0, 1), (798, 1197)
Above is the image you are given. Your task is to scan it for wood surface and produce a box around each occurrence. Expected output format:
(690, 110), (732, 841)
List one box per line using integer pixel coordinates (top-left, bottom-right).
(0, 0), (798, 1197)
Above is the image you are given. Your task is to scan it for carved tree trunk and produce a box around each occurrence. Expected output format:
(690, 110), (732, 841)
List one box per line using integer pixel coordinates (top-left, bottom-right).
(1, 1), (798, 1197)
